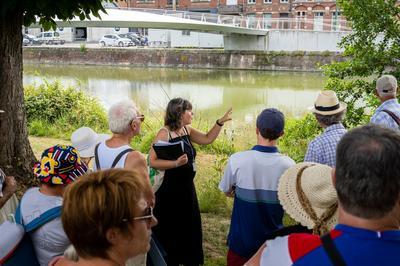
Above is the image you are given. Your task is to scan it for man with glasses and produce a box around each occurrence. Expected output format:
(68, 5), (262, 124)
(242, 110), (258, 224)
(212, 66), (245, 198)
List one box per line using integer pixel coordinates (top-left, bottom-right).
(93, 99), (152, 266)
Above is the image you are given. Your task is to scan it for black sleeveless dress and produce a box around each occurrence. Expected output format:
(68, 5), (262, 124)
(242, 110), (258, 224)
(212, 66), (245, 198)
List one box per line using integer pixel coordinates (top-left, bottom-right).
(153, 129), (204, 266)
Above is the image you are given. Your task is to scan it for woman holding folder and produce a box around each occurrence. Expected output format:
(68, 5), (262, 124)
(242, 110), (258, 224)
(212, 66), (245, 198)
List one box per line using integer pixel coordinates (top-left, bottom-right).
(149, 98), (232, 266)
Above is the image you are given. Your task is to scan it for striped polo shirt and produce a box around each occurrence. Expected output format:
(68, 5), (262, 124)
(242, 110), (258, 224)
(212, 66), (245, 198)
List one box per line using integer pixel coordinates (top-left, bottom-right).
(219, 145), (295, 258)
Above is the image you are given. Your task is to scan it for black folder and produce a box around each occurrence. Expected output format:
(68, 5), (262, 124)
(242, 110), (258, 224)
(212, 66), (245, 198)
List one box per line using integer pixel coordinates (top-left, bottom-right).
(153, 141), (184, 160)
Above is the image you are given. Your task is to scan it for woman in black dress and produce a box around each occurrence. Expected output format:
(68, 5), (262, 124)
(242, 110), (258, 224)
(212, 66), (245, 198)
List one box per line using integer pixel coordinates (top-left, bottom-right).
(149, 98), (232, 265)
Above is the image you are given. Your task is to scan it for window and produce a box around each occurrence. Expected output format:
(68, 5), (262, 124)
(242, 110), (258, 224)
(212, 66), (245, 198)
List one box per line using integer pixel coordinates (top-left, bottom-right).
(332, 11), (342, 31)
(248, 0), (256, 4)
(297, 11), (306, 17)
(279, 13), (289, 29)
(182, 30), (191, 36)
(54, 32), (60, 37)
(247, 14), (257, 28)
(263, 13), (272, 29)
(264, 0), (272, 3)
(280, 0), (288, 3)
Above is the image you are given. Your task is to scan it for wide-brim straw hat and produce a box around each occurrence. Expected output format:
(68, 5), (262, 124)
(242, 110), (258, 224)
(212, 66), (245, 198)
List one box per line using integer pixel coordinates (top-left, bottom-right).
(278, 162), (338, 231)
(309, 90), (347, 115)
(71, 127), (110, 158)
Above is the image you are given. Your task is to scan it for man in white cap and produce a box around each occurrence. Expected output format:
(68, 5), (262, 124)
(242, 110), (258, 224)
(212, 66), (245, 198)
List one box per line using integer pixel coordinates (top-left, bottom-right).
(370, 74), (400, 129)
(305, 90), (347, 167)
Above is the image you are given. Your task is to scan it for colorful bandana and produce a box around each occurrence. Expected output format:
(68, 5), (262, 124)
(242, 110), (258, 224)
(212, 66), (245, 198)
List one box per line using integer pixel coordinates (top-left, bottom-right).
(33, 145), (88, 185)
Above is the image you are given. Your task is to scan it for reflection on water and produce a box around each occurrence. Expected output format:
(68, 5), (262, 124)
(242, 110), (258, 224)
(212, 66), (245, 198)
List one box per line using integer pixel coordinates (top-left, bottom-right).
(23, 64), (326, 122)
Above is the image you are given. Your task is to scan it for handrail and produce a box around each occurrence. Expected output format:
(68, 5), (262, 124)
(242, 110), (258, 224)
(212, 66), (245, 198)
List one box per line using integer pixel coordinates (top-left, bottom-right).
(109, 6), (352, 32)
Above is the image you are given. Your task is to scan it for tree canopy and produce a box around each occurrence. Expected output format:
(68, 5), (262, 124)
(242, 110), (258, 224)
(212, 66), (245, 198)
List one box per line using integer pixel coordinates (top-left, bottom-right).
(0, 0), (116, 181)
(1, 0), (115, 29)
(324, 0), (400, 126)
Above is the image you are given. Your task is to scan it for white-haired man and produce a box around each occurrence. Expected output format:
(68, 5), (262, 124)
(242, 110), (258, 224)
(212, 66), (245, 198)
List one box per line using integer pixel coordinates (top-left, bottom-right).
(93, 100), (151, 266)
(370, 75), (400, 129)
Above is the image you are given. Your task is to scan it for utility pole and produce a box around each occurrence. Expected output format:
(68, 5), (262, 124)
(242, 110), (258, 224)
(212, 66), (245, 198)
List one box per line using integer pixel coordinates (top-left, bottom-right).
(173, 0), (176, 11)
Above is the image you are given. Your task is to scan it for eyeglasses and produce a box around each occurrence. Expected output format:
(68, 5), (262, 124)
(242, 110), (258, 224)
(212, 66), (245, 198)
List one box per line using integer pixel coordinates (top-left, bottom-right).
(136, 115), (145, 122)
(122, 206), (153, 223)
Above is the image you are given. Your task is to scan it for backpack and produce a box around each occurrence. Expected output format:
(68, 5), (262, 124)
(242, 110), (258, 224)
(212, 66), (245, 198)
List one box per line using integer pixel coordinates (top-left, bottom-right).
(0, 203), (62, 265)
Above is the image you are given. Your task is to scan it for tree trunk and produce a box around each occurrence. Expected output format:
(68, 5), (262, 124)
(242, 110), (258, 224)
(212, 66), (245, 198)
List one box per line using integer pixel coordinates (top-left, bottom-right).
(0, 10), (36, 183)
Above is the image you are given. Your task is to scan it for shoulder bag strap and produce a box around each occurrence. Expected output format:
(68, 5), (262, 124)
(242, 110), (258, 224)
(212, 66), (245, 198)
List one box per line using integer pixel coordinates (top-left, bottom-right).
(25, 206), (62, 232)
(94, 143), (101, 170)
(382, 110), (400, 126)
(111, 148), (134, 168)
(182, 126), (189, 136)
(320, 233), (347, 266)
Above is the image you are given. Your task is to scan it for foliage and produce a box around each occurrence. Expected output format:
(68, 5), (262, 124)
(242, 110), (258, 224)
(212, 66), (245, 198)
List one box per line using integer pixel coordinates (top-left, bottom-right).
(24, 80), (108, 139)
(1, 0), (114, 30)
(79, 43), (88, 53)
(197, 155), (232, 215)
(279, 114), (322, 163)
(323, 0), (400, 126)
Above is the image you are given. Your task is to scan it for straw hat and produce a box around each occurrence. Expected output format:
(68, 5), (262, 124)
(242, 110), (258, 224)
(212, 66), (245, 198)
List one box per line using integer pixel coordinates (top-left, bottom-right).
(71, 127), (109, 158)
(309, 90), (347, 115)
(278, 162), (338, 234)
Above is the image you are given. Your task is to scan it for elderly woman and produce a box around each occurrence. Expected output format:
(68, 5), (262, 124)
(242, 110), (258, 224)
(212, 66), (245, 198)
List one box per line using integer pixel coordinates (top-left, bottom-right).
(149, 97), (232, 266)
(52, 169), (157, 266)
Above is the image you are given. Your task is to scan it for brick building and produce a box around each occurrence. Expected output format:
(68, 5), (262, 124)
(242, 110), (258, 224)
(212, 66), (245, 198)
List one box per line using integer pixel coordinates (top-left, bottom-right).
(118, 0), (349, 31)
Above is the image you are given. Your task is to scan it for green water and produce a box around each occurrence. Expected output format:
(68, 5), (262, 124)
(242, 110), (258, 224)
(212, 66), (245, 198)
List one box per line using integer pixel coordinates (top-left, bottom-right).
(23, 64), (325, 123)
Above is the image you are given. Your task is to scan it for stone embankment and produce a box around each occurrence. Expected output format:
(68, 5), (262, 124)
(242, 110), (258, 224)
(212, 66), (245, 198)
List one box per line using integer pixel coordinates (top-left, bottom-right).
(23, 47), (345, 72)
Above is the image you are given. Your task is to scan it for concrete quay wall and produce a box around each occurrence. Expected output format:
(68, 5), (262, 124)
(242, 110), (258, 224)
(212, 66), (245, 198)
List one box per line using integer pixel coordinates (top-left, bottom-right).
(23, 47), (345, 72)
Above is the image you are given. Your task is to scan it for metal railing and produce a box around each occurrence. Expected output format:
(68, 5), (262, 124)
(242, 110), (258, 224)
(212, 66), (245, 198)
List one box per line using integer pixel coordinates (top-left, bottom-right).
(112, 7), (352, 32)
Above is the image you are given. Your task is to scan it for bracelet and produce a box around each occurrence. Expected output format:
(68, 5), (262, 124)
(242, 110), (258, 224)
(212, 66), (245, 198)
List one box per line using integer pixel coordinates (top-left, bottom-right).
(216, 119), (224, 127)
(175, 161), (179, 168)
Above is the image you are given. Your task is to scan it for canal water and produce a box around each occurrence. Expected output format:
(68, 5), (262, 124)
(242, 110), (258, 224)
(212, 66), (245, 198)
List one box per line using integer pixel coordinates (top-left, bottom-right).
(23, 64), (325, 124)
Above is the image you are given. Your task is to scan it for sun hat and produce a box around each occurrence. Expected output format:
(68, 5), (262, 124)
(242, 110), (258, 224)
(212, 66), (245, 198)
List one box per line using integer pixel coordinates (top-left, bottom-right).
(309, 90), (347, 116)
(256, 108), (285, 135)
(33, 145), (88, 185)
(278, 162), (338, 235)
(71, 127), (109, 158)
(376, 75), (398, 95)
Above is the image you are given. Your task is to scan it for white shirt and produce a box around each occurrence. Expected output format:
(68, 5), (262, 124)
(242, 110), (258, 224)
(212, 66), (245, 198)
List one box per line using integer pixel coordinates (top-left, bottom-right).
(20, 188), (69, 266)
(93, 141), (132, 170)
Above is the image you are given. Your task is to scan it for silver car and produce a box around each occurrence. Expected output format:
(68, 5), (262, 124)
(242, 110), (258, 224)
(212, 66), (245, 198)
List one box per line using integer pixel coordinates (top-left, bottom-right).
(99, 34), (134, 47)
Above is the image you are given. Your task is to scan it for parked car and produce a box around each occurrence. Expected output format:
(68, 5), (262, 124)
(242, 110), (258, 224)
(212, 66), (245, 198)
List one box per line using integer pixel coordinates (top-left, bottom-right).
(22, 36), (30, 46)
(23, 34), (43, 45)
(99, 34), (134, 47)
(118, 33), (140, 46)
(36, 31), (65, 45)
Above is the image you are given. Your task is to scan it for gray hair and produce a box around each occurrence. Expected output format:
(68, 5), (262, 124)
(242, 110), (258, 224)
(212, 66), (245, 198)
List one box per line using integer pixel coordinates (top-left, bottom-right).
(315, 111), (345, 127)
(376, 75), (397, 98)
(108, 100), (139, 134)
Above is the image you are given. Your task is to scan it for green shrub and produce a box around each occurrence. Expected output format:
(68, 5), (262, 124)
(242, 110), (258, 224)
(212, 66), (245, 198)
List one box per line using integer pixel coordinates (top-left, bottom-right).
(25, 80), (108, 139)
(280, 114), (322, 162)
(197, 155), (232, 215)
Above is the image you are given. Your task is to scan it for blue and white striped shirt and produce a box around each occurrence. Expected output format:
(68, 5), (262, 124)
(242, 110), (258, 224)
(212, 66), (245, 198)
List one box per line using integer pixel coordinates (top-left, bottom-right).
(304, 123), (347, 167)
(370, 99), (400, 130)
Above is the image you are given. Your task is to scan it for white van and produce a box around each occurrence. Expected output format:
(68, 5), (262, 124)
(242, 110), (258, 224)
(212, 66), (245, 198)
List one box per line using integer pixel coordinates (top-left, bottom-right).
(36, 31), (65, 45)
